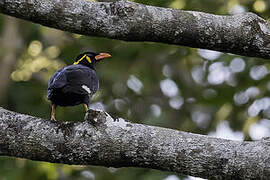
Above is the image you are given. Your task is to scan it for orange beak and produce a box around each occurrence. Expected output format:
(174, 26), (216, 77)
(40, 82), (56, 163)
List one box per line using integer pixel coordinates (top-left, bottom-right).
(95, 53), (112, 61)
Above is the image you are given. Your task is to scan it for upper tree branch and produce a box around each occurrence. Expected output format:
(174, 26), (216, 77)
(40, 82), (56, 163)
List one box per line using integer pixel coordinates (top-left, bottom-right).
(0, 107), (270, 179)
(1, 0), (270, 58)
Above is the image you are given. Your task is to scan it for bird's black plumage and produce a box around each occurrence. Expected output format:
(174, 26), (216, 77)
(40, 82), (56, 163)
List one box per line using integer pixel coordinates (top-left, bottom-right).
(47, 64), (98, 106)
(47, 52), (111, 121)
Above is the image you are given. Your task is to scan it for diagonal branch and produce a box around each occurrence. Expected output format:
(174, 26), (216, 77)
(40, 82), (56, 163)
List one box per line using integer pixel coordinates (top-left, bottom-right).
(0, 107), (269, 179)
(1, 0), (270, 58)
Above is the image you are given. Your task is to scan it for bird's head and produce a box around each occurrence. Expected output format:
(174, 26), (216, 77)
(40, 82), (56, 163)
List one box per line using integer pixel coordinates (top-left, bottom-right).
(73, 52), (111, 68)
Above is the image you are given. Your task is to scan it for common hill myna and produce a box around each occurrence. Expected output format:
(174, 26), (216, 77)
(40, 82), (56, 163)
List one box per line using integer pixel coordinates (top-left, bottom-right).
(47, 52), (111, 121)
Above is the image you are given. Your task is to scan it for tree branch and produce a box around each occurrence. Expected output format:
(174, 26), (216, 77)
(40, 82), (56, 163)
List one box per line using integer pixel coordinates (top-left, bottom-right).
(1, 0), (270, 58)
(0, 107), (269, 179)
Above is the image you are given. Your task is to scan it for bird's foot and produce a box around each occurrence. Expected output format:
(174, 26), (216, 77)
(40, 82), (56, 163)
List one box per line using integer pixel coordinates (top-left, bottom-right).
(50, 116), (57, 122)
(84, 112), (98, 123)
(84, 109), (101, 125)
(84, 111), (89, 121)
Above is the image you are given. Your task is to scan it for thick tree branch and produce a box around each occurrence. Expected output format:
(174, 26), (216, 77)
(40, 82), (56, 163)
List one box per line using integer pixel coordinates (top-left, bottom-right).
(0, 107), (269, 179)
(1, 0), (270, 58)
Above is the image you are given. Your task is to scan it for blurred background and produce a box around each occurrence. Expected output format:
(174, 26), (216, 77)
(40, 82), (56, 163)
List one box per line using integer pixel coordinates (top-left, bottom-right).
(0, 0), (270, 179)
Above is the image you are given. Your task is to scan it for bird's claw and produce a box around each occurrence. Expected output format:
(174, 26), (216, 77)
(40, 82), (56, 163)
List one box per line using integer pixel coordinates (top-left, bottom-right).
(50, 116), (57, 122)
(84, 110), (99, 125)
(84, 111), (89, 121)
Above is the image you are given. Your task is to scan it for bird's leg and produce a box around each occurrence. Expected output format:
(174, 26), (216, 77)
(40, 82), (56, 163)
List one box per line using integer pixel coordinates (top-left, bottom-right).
(50, 104), (57, 121)
(83, 104), (99, 125)
(83, 104), (89, 112)
(84, 104), (89, 121)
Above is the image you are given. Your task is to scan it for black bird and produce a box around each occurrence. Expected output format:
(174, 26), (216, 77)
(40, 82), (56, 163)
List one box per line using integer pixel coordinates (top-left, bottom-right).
(47, 52), (111, 121)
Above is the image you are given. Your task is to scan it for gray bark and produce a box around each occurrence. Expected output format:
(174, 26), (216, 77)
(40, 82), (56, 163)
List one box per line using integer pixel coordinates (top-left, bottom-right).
(0, 107), (270, 179)
(1, 0), (270, 58)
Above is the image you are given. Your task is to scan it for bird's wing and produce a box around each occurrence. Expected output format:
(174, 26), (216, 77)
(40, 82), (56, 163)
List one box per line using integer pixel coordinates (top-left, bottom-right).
(63, 65), (99, 96)
(47, 68), (67, 99)
(48, 68), (67, 89)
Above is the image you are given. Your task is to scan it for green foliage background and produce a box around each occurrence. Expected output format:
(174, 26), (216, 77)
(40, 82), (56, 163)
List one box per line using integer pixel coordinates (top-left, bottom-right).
(0, 0), (270, 179)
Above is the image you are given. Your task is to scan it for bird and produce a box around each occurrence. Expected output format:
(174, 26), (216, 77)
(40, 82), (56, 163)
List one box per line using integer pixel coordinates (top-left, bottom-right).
(47, 52), (111, 121)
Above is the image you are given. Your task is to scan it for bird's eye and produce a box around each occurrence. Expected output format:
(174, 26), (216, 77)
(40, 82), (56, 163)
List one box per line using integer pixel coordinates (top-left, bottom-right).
(86, 56), (92, 63)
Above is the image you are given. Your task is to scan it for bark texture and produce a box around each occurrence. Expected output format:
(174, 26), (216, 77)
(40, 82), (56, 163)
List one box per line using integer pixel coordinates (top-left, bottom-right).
(1, 0), (270, 58)
(0, 107), (270, 179)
